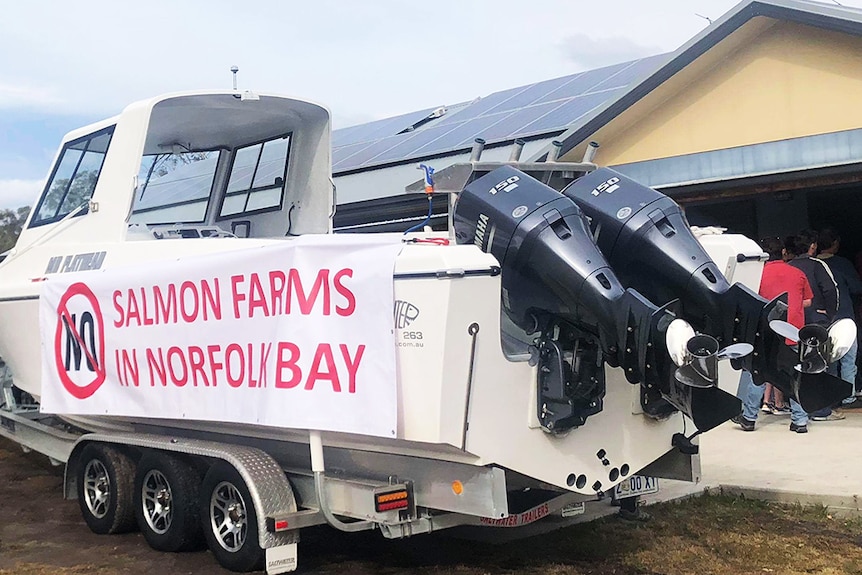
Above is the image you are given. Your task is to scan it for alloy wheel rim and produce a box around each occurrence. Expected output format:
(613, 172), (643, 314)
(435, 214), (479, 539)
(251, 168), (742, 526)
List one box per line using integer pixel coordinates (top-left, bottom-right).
(142, 469), (173, 534)
(210, 481), (248, 552)
(83, 459), (110, 519)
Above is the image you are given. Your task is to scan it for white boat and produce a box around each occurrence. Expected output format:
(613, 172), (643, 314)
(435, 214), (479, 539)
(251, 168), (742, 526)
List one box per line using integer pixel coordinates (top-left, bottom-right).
(0, 90), (853, 574)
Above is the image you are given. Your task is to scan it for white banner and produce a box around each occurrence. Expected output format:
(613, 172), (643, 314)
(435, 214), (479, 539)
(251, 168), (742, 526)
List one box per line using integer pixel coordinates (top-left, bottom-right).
(39, 235), (403, 438)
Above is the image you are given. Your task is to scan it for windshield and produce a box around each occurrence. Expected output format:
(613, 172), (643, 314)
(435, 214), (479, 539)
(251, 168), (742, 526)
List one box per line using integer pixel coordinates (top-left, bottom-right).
(220, 135), (290, 218)
(129, 150), (220, 224)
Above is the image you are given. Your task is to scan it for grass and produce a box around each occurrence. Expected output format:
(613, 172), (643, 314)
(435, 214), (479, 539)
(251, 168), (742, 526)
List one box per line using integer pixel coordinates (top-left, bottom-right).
(299, 492), (862, 575)
(2, 441), (861, 575)
(2, 494), (861, 574)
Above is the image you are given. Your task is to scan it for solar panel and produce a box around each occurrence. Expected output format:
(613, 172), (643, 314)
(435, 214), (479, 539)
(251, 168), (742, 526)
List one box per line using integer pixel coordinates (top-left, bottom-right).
(462, 101), (570, 146)
(332, 106), (440, 147)
(332, 120), (393, 148)
(331, 124), (369, 148)
(357, 122), (466, 168)
(481, 73), (583, 115)
(517, 89), (624, 136)
(568, 60), (634, 94)
(411, 114), (511, 156)
(589, 55), (666, 93)
(432, 85), (533, 126)
(533, 61), (632, 105)
(332, 141), (375, 166)
(331, 122), (396, 148)
(332, 135), (404, 171)
(339, 111), (428, 146)
(331, 53), (671, 174)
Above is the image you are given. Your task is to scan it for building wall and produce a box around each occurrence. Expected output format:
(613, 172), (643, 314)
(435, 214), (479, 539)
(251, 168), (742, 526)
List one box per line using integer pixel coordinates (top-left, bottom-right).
(567, 18), (862, 167)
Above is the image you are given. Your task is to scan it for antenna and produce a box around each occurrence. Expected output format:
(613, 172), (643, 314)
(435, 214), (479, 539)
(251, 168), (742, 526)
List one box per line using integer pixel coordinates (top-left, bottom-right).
(230, 66), (239, 91)
(695, 13), (713, 24)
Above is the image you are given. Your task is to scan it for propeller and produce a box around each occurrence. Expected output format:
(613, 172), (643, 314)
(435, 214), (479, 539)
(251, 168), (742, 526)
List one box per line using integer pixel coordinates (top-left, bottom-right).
(797, 324), (829, 374)
(666, 320), (754, 388)
(769, 317), (857, 374)
(674, 335), (720, 388)
(661, 318), (747, 432)
(717, 343), (754, 360)
(769, 319), (799, 343)
(666, 319), (696, 368)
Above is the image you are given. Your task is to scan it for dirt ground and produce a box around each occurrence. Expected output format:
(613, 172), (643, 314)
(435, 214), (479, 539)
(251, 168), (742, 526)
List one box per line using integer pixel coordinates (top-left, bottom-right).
(2, 436), (862, 575)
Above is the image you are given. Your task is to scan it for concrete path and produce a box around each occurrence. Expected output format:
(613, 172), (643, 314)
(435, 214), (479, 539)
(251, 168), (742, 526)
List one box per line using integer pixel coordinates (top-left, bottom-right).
(646, 407), (862, 514)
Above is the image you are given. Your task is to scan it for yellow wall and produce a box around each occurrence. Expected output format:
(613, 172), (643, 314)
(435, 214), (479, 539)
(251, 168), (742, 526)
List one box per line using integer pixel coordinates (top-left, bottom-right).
(565, 18), (862, 167)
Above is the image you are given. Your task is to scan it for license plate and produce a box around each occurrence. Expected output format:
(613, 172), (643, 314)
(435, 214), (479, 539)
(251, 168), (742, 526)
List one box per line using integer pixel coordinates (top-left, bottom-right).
(614, 475), (659, 498)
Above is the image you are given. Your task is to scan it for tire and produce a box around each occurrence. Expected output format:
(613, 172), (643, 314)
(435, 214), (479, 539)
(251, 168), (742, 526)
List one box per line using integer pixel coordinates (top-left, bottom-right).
(76, 443), (136, 534)
(200, 461), (264, 572)
(134, 451), (203, 552)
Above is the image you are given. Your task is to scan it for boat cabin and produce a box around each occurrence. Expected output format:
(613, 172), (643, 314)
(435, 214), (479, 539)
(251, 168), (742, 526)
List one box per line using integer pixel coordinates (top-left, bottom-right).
(16, 91), (334, 251)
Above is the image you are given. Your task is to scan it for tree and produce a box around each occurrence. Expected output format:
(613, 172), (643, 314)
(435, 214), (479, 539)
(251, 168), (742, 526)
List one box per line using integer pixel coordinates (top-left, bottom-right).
(36, 169), (98, 221)
(0, 206), (32, 253)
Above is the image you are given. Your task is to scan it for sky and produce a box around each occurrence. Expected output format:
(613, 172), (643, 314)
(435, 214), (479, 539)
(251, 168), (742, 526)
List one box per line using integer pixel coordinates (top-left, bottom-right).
(1, 0), (858, 211)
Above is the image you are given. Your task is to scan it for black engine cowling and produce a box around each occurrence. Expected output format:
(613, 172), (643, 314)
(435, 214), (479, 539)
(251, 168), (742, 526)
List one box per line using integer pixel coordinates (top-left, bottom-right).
(452, 166), (742, 433)
(561, 167), (852, 412)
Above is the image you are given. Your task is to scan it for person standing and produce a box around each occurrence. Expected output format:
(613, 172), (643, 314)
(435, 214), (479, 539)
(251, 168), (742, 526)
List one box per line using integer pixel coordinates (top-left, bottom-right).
(786, 231), (844, 422)
(737, 237), (813, 433)
(817, 227), (862, 406)
(786, 231), (838, 326)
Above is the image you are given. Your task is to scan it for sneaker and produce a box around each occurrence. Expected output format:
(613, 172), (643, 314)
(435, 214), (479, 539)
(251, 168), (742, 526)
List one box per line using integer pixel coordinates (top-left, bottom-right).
(811, 411), (846, 421)
(761, 404), (773, 414)
(737, 417), (756, 431)
(790, 422), (808, 433)
(770, 405), (791, 415)
(841, 397), (862, 408)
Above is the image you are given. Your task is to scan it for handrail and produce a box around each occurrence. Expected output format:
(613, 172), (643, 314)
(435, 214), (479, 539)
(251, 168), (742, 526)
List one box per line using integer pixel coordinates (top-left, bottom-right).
(2, 201), (90, 266)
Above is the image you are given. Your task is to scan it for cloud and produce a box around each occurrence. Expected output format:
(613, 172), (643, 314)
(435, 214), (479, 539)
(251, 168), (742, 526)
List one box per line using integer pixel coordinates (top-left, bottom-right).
(0, 179), (43, 211)
(0, 83), (63, 111)
(558, 33), (663, 70)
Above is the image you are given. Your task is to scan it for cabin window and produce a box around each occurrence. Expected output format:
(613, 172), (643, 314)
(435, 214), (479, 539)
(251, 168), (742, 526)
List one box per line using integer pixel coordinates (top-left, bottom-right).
(129, 150), (221, 224)
(219, 134), (290, 218)
(30, 126), (115, 227)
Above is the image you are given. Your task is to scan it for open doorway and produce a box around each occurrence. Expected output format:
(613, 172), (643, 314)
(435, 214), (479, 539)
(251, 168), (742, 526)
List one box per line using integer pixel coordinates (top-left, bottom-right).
(807, 183), (862, 266)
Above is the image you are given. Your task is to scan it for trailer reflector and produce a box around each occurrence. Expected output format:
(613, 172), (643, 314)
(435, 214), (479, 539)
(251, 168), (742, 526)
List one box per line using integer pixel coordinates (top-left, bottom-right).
(266, 517), (291, 532)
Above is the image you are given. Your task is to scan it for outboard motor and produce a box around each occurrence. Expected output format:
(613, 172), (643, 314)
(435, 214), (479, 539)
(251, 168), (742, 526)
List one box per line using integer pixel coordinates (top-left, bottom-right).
(562, 167), (853, 411)
(453, 166), (742, 433)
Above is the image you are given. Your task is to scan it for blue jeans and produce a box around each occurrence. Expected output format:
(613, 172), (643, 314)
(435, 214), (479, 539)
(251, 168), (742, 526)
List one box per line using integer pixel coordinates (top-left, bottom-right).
(838, 339), (858, 400)
(737, 370), (808, 426)
(813, 338), (859, 414)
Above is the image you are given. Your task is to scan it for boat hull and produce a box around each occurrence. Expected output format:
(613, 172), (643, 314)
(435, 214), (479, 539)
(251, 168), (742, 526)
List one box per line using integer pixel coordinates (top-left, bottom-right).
(0, 240), (688, 495)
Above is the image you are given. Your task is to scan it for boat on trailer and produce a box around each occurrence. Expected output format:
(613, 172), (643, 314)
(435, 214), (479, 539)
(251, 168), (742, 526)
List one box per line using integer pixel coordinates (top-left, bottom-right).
(0, 90), (854, 573)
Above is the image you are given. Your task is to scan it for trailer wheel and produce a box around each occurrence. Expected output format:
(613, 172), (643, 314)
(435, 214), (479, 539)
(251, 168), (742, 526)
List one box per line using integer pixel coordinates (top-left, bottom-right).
(134, 452), (203, 552)
(76, 444), (135, 534)
(200, 461), (264, 572)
